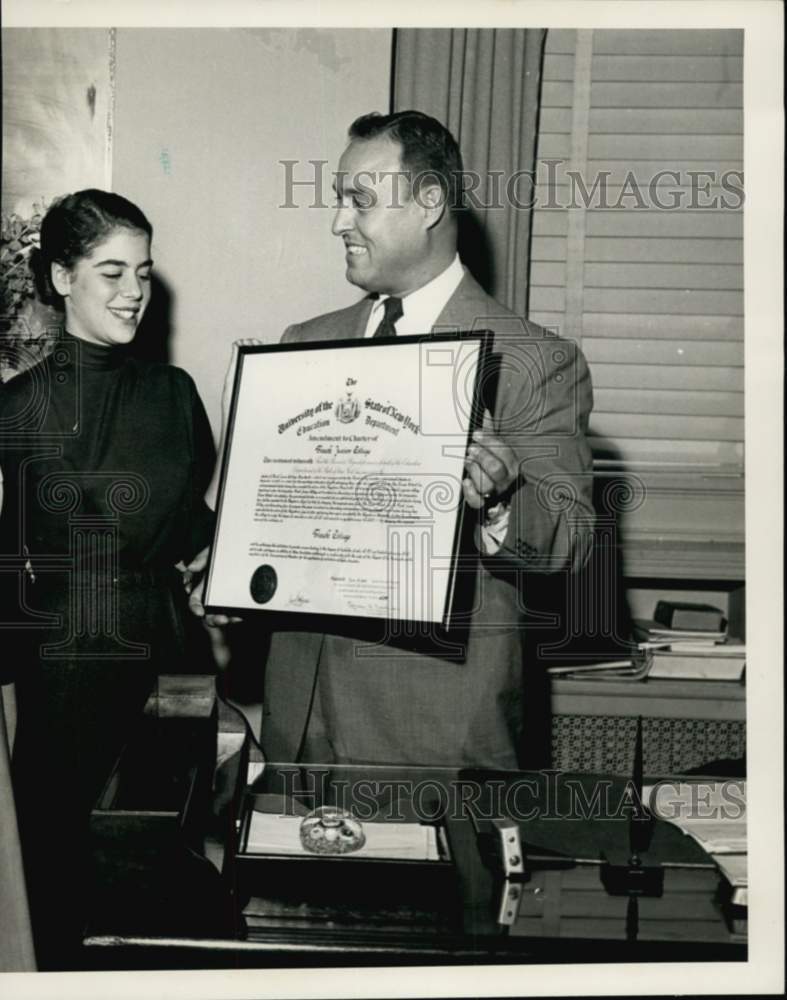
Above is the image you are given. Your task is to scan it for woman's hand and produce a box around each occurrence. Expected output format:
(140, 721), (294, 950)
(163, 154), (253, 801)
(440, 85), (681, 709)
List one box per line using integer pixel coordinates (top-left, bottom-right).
(207, 339), (264, 511)
(222, 338), (263, 423)
(178, 546), (242, 626)
(188, 574), (242, 627)
(178, 545), (209, 594)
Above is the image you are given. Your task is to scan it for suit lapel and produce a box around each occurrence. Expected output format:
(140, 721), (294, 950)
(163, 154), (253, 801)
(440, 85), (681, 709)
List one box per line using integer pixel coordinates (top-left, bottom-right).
(330, 296), (374, 340)
(432, 271), (494, 332)
(432, 270), (505, 418)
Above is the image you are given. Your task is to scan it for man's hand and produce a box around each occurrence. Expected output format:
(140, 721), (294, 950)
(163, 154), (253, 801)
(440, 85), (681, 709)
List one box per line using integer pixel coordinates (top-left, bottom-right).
(462, 409), (518, 509)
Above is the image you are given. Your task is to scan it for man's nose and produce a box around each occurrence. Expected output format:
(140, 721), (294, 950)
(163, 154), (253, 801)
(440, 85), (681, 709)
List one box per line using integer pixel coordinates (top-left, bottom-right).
(332, 204), (353, 236)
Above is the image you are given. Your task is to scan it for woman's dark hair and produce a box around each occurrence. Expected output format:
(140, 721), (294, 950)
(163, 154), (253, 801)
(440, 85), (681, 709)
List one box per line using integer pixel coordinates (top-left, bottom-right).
(348, 110), (465, 212)
(32, 189), (153, 307)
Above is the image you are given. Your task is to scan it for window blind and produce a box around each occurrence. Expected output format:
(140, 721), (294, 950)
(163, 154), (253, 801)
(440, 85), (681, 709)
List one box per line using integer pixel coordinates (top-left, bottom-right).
(528, 29), (744, 575)
(530, 28), (743, 471)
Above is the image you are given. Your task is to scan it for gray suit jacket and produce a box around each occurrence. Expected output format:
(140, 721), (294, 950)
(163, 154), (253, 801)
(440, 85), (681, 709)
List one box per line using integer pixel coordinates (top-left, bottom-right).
(261, 270), (594, 768)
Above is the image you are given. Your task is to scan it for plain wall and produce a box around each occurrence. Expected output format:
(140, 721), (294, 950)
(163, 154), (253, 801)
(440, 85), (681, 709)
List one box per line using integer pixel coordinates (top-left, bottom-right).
(1, 28), (113, 217)
(112, 28), (392, 437)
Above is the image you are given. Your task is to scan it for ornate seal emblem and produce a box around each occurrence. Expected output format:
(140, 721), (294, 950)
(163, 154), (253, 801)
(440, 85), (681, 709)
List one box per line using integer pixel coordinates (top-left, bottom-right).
(335, 390), (361, 425)
(249, 564), (277, 604)
(299, 806), (366, 855)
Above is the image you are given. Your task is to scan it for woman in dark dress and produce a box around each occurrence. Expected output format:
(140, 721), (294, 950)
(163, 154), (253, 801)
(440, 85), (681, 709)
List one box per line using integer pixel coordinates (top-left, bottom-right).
(0, 190), (216, 968)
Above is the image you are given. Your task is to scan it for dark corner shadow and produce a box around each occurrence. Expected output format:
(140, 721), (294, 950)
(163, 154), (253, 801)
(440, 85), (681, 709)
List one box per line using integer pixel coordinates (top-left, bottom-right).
(458, 209), (494, 294)
(131, 273), (175, 364)
(590, 452), (636, 654)
(521, 445), (635, 770)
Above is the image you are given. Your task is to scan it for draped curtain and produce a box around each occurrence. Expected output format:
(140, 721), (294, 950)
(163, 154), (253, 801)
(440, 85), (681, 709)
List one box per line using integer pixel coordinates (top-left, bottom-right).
(393, 28), (546, 315)
(0, 689), (35, 971)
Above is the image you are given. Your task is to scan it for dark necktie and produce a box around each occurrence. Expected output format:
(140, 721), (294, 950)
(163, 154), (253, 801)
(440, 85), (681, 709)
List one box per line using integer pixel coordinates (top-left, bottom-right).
(372, 296), (403, 338)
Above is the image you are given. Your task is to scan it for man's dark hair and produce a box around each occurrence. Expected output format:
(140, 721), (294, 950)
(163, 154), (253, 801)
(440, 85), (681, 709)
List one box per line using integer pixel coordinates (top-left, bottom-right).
(348, 110), (464, 211)
(32, 188), (153, 306)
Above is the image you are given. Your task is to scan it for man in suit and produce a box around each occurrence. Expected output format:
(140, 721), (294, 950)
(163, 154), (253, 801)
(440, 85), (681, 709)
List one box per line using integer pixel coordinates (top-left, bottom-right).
(198, 110), (595, 769)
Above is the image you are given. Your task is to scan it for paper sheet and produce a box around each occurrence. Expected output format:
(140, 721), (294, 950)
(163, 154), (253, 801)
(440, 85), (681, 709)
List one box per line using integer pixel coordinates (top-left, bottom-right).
(644, 781), (747, 890)
(246, 811), (441, 861)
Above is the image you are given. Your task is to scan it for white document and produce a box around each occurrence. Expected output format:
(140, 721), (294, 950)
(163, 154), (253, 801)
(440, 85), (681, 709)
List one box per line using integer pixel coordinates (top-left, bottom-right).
(245, 811), (441, 861)
(206, 336), (486, 626)
(644, 781), (748, 885)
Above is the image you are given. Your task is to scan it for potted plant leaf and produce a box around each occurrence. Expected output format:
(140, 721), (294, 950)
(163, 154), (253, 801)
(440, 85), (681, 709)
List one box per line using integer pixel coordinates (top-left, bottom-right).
(1, 202), (62, 382)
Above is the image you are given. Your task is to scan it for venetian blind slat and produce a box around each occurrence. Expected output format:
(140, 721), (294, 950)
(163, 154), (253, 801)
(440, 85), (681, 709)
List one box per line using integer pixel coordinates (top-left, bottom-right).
(531, 235), (743, 265)
(531, 262), (742, 290)
(589, 55), (742, 82)
(594, 388), (743, 417)
(541, 108), (743, 134)
(591, 30), (743, 56)
(588, 437), (743, 467)
(583, 339), (742, 366)
(542, 55), (575, 81)
(544, 28), (579, 55)
(530, 28), (744, 483)
(585, 134), (743, 159)
(531, 287), (743, 316)
(535, 162), (743, 188)
(582, 239), (742, 265)
(529, 311), (743, 342)
(532, 208), (743, 238)
(587, 364), (743, 392)
(589, 413), (743, 442)
(584, 288), (742, 315)
(578, 313), (742, 341)
(590, 82), (742, 109)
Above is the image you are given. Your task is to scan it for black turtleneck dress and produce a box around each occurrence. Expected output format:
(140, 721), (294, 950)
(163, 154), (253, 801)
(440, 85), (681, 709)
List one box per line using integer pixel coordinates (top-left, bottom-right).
(0, 333), (216, 967)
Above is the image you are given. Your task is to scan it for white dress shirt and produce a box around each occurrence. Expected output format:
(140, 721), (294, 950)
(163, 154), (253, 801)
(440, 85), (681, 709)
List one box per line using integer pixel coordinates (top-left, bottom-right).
(363, 253), (465, 338)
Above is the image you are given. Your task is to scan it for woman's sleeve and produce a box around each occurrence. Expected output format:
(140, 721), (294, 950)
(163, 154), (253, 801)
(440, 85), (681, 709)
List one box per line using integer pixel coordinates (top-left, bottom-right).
(183, 373), (217, 561)
(0, 428), (24, 684)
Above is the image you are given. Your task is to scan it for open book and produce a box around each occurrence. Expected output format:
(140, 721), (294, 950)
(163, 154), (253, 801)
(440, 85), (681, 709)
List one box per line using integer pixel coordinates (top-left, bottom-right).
(643, 781), (747, 901)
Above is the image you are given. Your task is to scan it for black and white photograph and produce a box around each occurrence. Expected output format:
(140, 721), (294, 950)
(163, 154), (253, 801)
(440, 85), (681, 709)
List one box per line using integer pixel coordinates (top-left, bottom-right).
(0, 1), (782, 998)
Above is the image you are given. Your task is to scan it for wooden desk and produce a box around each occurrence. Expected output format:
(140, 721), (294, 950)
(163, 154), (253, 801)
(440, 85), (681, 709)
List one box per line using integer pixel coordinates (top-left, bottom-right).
(83, 748), (747, 969)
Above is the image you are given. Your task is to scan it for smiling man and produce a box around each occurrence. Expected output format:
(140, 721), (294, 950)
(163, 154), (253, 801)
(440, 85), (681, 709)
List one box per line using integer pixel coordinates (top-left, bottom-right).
(332, 119), (458, 299)
(203, 110), (595, 769)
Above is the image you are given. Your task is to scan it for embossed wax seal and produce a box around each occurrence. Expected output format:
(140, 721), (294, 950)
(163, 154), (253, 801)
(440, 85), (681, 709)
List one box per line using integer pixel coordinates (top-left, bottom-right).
(250, 564), (277, 604)
(299, 806), (366, 856)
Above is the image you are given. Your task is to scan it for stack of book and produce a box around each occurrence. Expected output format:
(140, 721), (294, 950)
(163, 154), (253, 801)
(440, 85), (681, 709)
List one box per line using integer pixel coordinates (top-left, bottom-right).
(546, 655), (650, 679)
(633, 620), (729, 651)
(645, 645), (745, 681)
(547, 647), (745, 681)
(547, 603), (745, 681)
(633, 600), (728, 650)
(632, 601), (745, 681)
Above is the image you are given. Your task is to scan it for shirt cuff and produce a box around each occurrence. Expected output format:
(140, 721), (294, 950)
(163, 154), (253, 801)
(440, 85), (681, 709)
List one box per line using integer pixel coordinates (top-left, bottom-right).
(479, 502), (511, 555)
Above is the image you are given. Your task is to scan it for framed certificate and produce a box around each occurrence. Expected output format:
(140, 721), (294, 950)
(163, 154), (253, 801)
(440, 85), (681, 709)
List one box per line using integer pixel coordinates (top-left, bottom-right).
(204, 332), (491, 630)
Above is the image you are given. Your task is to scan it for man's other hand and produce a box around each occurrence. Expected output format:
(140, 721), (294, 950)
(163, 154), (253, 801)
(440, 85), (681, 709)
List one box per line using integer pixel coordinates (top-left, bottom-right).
(462, 409), (518, 509)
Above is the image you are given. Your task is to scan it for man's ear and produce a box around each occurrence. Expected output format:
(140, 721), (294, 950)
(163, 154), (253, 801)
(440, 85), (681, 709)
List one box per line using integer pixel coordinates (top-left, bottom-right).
(50, 261), (72, 298)
(419, 182), (447, 231)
